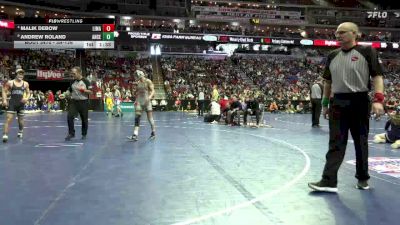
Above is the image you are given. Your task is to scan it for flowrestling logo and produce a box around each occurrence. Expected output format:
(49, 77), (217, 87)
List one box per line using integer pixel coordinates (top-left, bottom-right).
(367, 11), (388, 19)
(367, 11), (400, 19)
(37, 70), (64, 80)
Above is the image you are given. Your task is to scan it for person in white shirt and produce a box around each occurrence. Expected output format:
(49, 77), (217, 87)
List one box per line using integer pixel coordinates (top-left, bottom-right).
(209, 100), (221, 124)
(113, 85), (123, 117)
(151, 99), (158, 110)
(310, 77), (323, 127)
(197, 88), (205, 116)
(160, 99), (167, 111)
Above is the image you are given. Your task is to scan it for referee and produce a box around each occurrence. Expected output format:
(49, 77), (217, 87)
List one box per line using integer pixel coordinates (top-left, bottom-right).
(310, 77), (323, 127)
(65, 66), (92, 141)
(308, 22), (384, 192)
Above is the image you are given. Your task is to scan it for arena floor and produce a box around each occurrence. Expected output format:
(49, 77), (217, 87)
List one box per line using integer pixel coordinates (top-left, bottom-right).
(0, 111), (399, 225)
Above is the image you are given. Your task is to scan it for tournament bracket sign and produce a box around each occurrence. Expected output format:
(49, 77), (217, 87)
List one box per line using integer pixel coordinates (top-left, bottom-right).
(13, 18), (115, 49)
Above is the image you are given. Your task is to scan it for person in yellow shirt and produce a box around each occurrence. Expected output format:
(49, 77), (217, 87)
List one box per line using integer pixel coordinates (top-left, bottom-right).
(104, 87), (114, 116)
(211, 85), (219, 102)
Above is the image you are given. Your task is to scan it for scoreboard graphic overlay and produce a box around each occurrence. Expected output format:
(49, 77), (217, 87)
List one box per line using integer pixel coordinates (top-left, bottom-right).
(14, 18), (115, 49)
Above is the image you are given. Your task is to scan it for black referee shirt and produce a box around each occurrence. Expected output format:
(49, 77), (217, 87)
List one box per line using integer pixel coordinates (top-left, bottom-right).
(322, 45), (383, 94)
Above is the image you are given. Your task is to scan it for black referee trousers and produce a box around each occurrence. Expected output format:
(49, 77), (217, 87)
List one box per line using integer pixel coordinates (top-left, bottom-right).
(311, 98), (322, 126)
(322, 92), (370, 185)
(67, 99), (89, 136)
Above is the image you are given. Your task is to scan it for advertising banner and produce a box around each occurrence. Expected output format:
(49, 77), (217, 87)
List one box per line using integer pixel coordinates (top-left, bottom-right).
(313, 39), (340, 47)
(105, 102), (135, 113)
(347, 157), (400, 178)
(122, 31), (395, 49)
(0, 19), (15, 29)
(36, 70), (64, 80)
(261, 38), (299, 45)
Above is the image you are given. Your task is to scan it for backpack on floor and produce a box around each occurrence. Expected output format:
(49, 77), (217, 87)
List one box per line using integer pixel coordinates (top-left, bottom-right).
(204, 114), (213, 122)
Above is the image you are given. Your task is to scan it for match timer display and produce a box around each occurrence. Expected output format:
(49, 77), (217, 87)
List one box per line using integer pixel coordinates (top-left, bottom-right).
(14, 18), (115, 49)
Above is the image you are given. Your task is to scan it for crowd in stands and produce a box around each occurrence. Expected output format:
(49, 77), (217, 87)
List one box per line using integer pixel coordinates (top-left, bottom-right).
(1, 49), (400, 115)
(0, 29), (13, 42)
(23, 90), (63, 112)
(160, 54), (400, 114)
(0, 89), (63, 113)
(384, 68), (400, 112)
(161, 55), (317, 113)
(232, 56), (321, 103)
(161, 57), (251, 102)
(84, 52), (152, 102)
(0, 50), (152, 105)
(0, 49), (75, 79)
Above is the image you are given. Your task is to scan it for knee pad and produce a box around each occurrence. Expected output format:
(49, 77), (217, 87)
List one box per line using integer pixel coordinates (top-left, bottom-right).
(135, 115), (141, 127)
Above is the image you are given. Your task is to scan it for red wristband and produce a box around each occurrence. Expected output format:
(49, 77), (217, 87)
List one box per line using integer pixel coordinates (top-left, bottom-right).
(373, 93), (384, 104)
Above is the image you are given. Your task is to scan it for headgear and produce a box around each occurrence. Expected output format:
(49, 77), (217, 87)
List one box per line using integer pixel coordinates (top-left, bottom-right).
(135, 70), (146, 79)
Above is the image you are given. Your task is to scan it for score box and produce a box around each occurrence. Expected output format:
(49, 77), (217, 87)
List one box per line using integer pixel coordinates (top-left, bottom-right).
(84, 41), (96, 48)
(95, 41), (114, 49)
(102, 24), (115, 32)
(102, 32), (114, 41)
